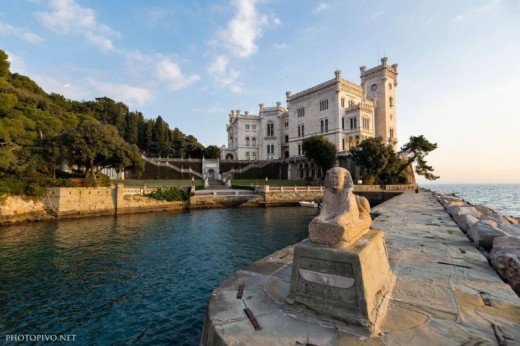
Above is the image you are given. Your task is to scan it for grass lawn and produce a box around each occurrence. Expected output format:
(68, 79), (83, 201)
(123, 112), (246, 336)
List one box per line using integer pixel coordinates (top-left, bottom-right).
(112, 179), (204, 188)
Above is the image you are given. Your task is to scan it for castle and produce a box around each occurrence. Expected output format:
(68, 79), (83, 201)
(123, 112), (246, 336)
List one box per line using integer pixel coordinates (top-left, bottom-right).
(220, 57), (398, 179)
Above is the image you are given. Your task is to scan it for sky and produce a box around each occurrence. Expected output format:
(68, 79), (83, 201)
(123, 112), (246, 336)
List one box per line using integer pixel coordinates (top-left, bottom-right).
(1, 0), (519, 184)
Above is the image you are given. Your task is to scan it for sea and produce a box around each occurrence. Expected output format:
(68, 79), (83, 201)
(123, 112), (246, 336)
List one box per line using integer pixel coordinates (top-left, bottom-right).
(421, 183), (520, 218)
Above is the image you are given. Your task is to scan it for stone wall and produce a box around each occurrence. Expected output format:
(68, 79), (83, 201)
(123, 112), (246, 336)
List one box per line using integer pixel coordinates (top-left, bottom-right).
(0, 185), (184, 225)
(0, 196), (53, 225)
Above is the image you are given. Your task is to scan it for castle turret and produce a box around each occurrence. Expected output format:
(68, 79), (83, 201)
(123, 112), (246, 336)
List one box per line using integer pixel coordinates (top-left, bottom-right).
(360, 57), (398, 149)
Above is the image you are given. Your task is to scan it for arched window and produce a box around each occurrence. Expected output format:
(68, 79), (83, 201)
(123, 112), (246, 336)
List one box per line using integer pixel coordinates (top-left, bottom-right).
(325, 119), (329, 132)
(320, 120), (324, 133)
(301, 124), (305, 136)
(245, 137), (250, 146)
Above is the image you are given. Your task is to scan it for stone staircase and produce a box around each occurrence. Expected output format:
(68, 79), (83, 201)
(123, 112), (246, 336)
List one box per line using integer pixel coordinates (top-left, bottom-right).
(206, 179), (228, 190)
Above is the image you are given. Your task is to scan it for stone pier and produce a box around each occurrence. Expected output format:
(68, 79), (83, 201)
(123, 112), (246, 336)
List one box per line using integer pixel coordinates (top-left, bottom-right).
(201, 191), (520, 345)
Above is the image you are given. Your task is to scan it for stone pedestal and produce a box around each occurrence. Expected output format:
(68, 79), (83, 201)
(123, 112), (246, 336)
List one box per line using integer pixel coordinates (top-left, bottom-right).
(287, 230), (393, 334)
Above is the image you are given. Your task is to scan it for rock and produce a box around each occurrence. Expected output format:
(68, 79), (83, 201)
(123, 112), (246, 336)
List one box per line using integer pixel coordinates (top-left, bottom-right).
(491, 236), (520, 294)
(459, 214), (480, 235)
(447, 206), (481, 233)
(497, 224), (520, 238)
(475, 204), (510, 225)
(437, 195), (465, 208)
(468, 220), (507, 251)
(504, 215), (519, 224)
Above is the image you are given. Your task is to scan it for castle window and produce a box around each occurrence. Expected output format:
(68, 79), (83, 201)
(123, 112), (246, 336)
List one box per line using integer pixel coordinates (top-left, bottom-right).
(390, 128), (394, 139)
(271, 145), (275, 156)
(389, 97), (394, 107)
(246, 137), (250, 146)
(297, 107), (305, 117)
(246, 152), (250, 160)
(320, 119), (324, 133)
(285, 135), (289, 143)
(266, 123), (274, 137)
(252, 125), (256, 130)
(325, 119), (329, 132)
(342, 138), (345, 151)
(341, 98), (345, 107)
(245, 124), (250, 130)
(298, 125), (301, 137)
(298, 144), (301, 156)
(284, 121), (288, 128)
(252, 137), (256, 146)
(362, 118), (370, 130)
(320, 99), (329, 111)
(342, 117), (345, 130)
(301, 124), (305, 136)
(348, 99), (354, 107)
(252, 152), (257, 160)
(350, 118), (357, 129)
(267, 146), (270, 155)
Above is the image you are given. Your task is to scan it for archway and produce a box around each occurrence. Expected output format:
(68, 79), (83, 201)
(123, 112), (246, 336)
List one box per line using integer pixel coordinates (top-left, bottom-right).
(225, 154), (233, 160)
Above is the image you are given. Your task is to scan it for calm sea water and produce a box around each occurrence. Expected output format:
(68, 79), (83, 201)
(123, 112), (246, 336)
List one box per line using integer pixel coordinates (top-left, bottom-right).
(422, 183), (520, 217)
(0, 207), (318, 345)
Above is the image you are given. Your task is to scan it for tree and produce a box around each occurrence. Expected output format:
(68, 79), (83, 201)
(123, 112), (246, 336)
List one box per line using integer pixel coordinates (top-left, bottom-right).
(63, 120), (144, 183)
(0, 50), (9, 78)
(204, 145), (221, 159)
(398, 135), (439, 180)
(349, 137), (398, 184)
(302, 135), (336, 174)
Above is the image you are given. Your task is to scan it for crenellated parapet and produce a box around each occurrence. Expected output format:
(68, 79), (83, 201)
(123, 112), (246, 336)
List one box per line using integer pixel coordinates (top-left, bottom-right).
(360, 57), (398, 84)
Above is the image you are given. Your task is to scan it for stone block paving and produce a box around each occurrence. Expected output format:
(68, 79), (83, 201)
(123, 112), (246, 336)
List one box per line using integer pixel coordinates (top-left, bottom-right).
(202, 191), (520, 346)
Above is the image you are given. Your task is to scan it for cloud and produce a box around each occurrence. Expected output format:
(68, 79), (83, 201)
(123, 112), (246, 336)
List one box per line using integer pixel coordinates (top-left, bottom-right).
(36, 75), (90, 100)
(36, 0), (118, 51)
(451, 0), (502, 22)
(5, 51), (27, 73)
(207, 55), (242, 93)
(0, 22), (44, 43)
(218, 0), (269, 58)
(368, 11), (384, 21)
(208, 55), (229, 75)
(146, 7), (169, 28)
(273, 43), (289, 50)
(88, 78), (152, 106)
(155, 58), (200, 91)
(315, 3), (330, 13)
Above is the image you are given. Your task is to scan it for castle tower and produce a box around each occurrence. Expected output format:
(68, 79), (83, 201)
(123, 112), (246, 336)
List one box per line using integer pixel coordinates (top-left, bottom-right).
(360, 57), (398, 150)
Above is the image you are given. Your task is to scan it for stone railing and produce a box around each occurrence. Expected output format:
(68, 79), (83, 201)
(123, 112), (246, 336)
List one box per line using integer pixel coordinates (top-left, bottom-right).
(256, 185), (324, 193)
(255, 184), (414, 193)
(195, 190), (257, 197)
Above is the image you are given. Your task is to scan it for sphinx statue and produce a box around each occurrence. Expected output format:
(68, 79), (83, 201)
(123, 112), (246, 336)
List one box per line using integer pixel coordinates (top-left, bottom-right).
(309, 167), (372, 245)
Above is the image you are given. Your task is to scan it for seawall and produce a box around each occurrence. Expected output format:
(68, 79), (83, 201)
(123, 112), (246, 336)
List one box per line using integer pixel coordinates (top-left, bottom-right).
(0, 184), (184, 226)
(0, 184), (413, 226)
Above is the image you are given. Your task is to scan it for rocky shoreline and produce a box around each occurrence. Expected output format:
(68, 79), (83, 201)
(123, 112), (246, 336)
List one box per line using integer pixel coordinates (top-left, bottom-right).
(433, 190), (520, 294)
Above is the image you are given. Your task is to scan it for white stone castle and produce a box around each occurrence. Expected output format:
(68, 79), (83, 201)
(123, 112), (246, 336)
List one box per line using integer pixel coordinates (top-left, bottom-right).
(221, 57), (398, 178)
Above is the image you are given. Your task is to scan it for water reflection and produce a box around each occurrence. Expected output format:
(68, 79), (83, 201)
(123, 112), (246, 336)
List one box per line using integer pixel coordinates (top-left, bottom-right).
(0, 207), (317, 345)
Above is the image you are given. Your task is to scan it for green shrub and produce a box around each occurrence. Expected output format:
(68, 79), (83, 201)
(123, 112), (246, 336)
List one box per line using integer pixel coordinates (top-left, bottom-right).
(146, 187), (193, 201)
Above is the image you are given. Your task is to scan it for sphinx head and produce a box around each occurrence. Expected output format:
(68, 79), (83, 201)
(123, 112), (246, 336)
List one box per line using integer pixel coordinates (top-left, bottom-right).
(324, 167), (353, 191)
